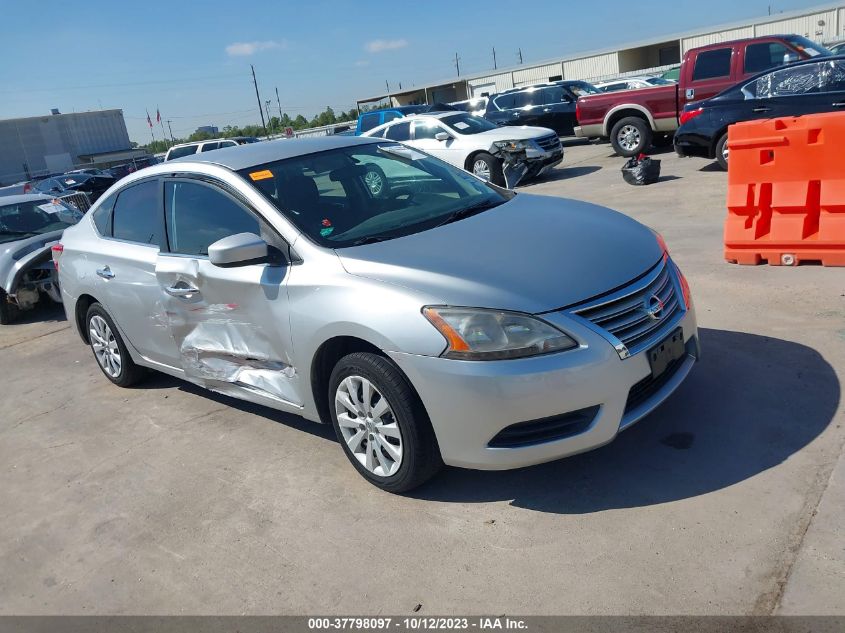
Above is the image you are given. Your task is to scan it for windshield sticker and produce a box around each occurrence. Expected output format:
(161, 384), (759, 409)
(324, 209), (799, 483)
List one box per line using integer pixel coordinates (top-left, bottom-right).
(249, 170), (274, 181)
(38, 202), (67, 215)
(320, 226), (334, 237)
(453, 121), (470, 130)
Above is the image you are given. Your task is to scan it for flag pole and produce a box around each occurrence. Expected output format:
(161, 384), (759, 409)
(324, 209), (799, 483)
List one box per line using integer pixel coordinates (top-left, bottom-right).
(157, 107), (169, 148)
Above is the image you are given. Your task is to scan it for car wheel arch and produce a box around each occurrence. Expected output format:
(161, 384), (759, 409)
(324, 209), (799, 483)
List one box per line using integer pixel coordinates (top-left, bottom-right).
(604, 106), (654, 137)
(75, 294), (99, 343)
(711, 128), (729, 159)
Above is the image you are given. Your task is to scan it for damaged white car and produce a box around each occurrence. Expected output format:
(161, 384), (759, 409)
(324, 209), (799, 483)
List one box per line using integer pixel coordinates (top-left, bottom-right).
(0, 194), (83, 324)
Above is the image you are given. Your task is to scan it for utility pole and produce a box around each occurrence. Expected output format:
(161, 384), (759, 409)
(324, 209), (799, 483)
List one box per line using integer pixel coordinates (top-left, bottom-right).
(166, 120), (175, 142)
(265, 99), (272, 129)
(275, 86), (283, 120)
(385, 80), (391, 106)
(454, 52), (461, 77)
(493, 47), (497, 70)
(518, 48), (523, 64)
(251, 64), (269, 140)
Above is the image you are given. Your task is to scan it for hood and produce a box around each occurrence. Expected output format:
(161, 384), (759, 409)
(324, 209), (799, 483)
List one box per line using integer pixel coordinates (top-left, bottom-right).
(337, 194), (663, 314)
(0, 231), (63, 292)
(476, 126), (556, 141)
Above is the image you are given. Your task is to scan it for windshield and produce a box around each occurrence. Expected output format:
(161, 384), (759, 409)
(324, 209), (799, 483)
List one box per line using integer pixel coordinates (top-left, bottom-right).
(239, 142), (509, 248)
(440, 113), (498, 134)
(567, 81), (601, 96)
(785, 36), (832, 58)
(0, 199), (82, 243)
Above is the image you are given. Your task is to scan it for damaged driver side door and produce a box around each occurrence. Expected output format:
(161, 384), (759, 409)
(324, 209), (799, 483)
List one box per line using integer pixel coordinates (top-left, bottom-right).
(155, 177), (302, 409)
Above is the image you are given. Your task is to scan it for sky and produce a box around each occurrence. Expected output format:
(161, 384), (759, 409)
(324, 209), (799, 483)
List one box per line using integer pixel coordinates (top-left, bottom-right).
(0, 0), (833, 143)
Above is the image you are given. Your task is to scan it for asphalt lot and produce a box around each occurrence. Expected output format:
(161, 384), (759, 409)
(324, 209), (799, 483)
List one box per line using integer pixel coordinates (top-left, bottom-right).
(1, 142), (843, 615)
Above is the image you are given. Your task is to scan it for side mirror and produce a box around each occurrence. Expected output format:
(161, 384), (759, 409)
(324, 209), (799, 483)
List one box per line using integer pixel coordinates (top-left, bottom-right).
(783, 52), (800, 64)
(435, 131), (451, 141)
(208, 232), (269, 267)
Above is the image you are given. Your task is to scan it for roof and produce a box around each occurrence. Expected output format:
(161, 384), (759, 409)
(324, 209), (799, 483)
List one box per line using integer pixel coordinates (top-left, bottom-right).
(357, 1), (845, 102)
(0, 193), (53, 206)
(0, 109), (125, 126)
(169, 136), (382, 171)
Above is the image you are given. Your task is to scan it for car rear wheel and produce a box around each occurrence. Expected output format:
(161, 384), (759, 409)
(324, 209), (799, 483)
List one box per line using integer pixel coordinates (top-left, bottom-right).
(329, 352), (442, 493)
(469, 152), (504, 186)
(86, 303), (146, 387)
(610, 117), (653, 157)
(715, 133), (729, 171)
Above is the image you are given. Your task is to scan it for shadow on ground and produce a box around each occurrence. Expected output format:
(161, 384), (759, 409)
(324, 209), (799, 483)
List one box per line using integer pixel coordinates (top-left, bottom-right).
(410, 328), (839, 513)
(6, 303), (66, 326)
(534, 165), (602, 183)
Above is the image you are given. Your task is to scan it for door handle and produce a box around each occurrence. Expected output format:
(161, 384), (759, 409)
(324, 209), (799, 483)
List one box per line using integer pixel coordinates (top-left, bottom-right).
(752, 106), (771, 113)
(95, 266), (114, 279)
(165, 285), (200, 297)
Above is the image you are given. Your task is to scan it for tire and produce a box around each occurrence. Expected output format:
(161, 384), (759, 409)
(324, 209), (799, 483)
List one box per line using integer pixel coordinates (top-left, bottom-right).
(0, 288), (19, 325)
(610, 117), (653, 157)
(469, 152), (504, 186)
(85, 303), (146, 387)
(715, 132), (729, 171)
(328, 352), (443, 493)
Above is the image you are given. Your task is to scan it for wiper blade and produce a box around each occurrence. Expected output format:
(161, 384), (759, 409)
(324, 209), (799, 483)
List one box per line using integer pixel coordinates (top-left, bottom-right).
(434, 200), (502, 228)
(351, 235), (392, 246)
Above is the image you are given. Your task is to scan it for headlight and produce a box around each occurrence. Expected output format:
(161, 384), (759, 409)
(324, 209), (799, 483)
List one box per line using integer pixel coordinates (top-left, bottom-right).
(493, 140), (530, 152)
(422, 306), (578, 360)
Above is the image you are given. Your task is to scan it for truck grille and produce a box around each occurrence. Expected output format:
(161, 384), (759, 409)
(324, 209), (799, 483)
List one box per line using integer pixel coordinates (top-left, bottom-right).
(567, 258), (684, 358)
(534, 134), (561, 152)
(59, 192), (91, 212)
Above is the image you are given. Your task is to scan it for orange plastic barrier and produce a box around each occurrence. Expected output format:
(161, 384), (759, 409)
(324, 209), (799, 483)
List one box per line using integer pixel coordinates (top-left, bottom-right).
(725, 112), (845, 266)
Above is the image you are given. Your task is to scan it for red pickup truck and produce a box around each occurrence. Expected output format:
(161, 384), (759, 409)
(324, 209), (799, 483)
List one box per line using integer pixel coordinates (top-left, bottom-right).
(574, 35), (831, 156)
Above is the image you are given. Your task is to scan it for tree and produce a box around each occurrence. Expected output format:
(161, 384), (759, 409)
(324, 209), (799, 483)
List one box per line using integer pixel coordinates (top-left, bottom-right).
(293, 114), (308, 129)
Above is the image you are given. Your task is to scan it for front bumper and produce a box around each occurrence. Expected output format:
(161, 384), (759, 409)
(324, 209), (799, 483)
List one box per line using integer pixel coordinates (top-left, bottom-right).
(389, 304), (698, 470)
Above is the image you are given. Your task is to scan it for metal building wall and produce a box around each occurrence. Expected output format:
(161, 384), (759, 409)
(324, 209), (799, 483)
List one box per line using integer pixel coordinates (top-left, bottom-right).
(753, 9), (840, 40)
(564, 53), (619, 80)
(512, 63), (565, 87)
(681, 27), (755, 53)
(467, 73), (514, 97)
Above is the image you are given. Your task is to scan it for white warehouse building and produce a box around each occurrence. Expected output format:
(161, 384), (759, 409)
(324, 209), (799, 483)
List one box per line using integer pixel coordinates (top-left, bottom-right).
(357, 2), (845, 108)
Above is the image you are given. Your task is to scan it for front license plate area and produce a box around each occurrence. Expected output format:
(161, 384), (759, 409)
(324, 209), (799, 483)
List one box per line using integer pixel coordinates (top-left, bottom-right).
(648, 328), (685, 379)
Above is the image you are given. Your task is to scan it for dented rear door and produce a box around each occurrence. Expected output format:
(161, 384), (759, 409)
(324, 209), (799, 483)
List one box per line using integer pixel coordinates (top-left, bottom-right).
(156, 178), (301, 407)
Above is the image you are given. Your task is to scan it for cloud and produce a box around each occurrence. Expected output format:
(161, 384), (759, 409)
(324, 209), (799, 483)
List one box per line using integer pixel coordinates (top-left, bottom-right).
(354, 60), (370, 67)
(364, 39), (408, 53)
(225, 40), (283, 57)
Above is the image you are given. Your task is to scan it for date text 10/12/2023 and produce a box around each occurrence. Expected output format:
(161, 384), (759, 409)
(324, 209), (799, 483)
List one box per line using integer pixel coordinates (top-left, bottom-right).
(308, 617), (528, 630)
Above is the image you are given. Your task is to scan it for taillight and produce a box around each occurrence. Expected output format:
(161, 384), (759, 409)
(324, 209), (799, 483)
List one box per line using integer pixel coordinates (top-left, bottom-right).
(51, 243), (64, 271)
(575, 100), (582, 123)
(679, 107), (704, 126)
(23, 182), (32, 193)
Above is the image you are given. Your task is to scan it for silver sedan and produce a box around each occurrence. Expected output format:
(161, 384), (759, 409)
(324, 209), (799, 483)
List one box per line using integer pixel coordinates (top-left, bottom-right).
(56, 136), (698, 492)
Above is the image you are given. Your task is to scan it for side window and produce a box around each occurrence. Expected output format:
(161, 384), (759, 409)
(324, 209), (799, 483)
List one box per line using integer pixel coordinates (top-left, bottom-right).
(384, 121), (411, 141)
(821, 59), (845, 92)
(358, 113), (380, 133)
(111, 180), (165, 248)
(413, 120), (446, 140)
(167, 145), (199, 160)
(692, 48), (733, 81)
(493, 94), (516, 110)
(221, 140), (237, 147)
(748, 62), (825, 99)
(200, 142), (220, 152)
(382, 111), (402, 124)
(91, 193), (116, 236)
(745, 43), (791, 74)
(511, 90), (536, 108)
(164, 180), (260, 256)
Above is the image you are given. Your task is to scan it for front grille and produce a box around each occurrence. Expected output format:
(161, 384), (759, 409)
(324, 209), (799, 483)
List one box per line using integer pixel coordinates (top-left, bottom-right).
(535, 134), (561, 151)
(568, 259), (684, 357)
(59, 192), (91, 212)
(488, 405), (599, 448)
(625, 355), (686, 414)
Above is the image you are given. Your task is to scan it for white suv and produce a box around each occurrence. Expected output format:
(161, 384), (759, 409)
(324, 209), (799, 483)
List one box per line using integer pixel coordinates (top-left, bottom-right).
(164, 136), (259, 161)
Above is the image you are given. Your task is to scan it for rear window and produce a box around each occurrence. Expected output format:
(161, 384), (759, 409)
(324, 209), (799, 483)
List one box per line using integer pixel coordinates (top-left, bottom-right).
(167, 145), (199, 160)
(693, 48), (733, 81)
(111, 180), (165, 248)
(200, 142), (220, 152)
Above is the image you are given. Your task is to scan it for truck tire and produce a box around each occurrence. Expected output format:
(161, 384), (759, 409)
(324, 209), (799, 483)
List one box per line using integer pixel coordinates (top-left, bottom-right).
(610, 117), (653, 157)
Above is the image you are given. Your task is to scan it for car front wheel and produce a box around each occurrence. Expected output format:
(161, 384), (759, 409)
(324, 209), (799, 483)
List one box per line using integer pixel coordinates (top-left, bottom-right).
(329, 352), (442, 493)
(610, 117), (653, 157)
(86, 303), (145, 387)
(469, 152), (504, 186)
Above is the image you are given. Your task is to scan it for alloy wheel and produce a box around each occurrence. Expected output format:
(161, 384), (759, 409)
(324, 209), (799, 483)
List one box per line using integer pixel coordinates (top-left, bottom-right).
(472, 159), (491, 181)
(335, 375), (403, 477)
(89, 315), (121, 378)
(364, 170), (384, 196)
(617, 125), (642, 152)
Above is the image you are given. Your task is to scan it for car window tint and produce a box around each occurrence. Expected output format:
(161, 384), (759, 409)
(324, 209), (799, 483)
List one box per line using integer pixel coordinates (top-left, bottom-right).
(201, 142), (220, 152)
(359, 113), (381, 133)
(745, 43), (791, 74)
(748, 62), (825, 98)
(385, 121), (411, 141)
(167, 145), (198, 159)
(382, 112), (402, 124)
(413, 120), (446, 139)
(493, 94), (516, 110)
(91, 193), (117, 236)
(541, 86), (568, 104)
(111, 180), (164, 248)
(693, 48), (732, 81)
(511, 90), (536, 108)
(164, 180), (259, 256)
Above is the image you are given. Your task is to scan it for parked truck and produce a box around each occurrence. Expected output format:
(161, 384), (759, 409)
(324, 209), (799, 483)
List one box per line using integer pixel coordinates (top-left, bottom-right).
(574, 35), (832, 156)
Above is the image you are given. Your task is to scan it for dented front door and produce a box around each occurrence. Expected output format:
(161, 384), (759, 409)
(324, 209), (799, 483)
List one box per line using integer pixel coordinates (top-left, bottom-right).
(155, 178), (302, 408)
